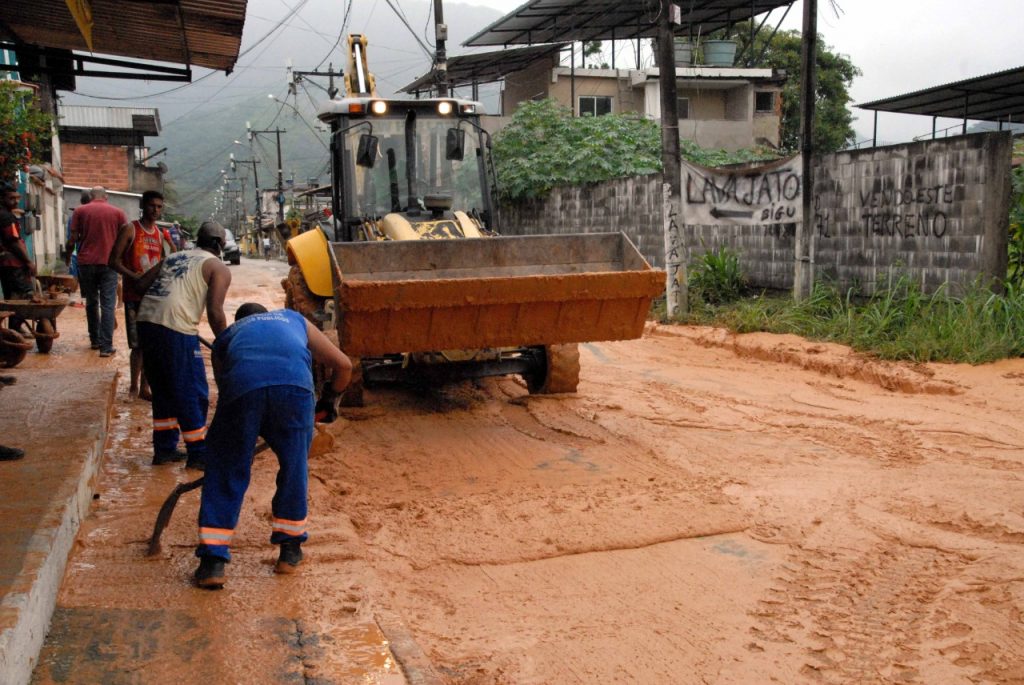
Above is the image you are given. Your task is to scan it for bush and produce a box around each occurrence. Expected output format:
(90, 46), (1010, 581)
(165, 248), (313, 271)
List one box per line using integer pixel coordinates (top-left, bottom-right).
(683, 274), (1024, 364)
(493, 99), (778, 201)
(688, 246), (747, 305)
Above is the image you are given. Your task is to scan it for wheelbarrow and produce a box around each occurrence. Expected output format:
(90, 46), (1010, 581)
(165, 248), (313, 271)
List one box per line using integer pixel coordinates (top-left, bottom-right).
(36, 274), (79, 295)
(0, 311), (33, 368)
(1, 296), (68, 355)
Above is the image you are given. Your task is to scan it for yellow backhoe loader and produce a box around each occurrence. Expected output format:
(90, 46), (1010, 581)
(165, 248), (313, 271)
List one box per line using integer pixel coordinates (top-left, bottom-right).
(284, 35), (665, 405)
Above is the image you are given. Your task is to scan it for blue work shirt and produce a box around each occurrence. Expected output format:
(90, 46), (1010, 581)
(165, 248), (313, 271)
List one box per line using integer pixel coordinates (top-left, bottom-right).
(213, 309), (314, 406)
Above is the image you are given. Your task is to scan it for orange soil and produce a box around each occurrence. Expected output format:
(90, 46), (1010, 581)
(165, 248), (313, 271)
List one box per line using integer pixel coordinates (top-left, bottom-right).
(25, 259), (1024, 684)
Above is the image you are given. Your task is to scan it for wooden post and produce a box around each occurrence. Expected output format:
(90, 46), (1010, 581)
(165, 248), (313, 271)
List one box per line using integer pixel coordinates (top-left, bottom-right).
(794, 0), (817, 302)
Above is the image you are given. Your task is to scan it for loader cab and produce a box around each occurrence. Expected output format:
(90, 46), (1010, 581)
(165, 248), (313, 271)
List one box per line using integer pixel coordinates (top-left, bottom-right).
(319, 97), (496, 243)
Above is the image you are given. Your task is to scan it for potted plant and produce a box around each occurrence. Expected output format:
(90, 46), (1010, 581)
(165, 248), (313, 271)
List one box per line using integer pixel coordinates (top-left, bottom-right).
(673, 37), (694, 66)
(700, 25), (743, 67)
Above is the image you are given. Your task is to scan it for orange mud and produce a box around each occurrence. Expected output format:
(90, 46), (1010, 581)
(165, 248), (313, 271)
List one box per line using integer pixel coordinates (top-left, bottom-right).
(24, 259), (1024, 684)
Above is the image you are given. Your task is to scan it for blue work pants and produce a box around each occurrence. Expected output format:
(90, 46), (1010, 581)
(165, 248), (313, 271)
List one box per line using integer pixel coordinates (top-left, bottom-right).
(77, 264), (118, 352)
(196, 385), (313, 562)
(138, 321), (209, 460)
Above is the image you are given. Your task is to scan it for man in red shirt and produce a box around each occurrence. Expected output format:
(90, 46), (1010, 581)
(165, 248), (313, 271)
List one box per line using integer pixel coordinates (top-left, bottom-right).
(67, 186), (127, 357)
(110, 190), (173, 399)
(0, 182), (35, 305)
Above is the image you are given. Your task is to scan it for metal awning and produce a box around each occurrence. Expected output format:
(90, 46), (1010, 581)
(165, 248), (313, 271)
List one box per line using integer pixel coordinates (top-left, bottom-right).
(857, 65), (1024, 123)
(464, 0), (794, 47)
(401, 43), (568, 94)
(0, 0), (247, 73)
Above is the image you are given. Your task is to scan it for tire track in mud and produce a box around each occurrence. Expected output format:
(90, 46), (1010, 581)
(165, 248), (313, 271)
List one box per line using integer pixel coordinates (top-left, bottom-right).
(749, 541), (968, 684)
(317, 378), (747, 577)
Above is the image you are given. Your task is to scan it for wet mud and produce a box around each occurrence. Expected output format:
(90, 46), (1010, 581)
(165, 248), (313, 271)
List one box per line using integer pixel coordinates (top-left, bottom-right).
(26, 259), (1024, 683)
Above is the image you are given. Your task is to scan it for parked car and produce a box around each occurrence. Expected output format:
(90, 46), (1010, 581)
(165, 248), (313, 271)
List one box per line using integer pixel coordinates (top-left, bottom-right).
(223, 229), (241, 265)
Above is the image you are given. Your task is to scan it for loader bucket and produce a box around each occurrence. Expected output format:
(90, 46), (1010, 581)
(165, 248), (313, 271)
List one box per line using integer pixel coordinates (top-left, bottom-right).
(329, 233), (665, 356)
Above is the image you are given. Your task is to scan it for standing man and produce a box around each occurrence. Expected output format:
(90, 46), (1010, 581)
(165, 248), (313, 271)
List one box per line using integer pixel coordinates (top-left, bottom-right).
(68, 186), (127, 357)
(110, 190), (173, 400)
(194, 303), (352, 589)
(0, 182), (34, 307)
(137, 221), (231, 469)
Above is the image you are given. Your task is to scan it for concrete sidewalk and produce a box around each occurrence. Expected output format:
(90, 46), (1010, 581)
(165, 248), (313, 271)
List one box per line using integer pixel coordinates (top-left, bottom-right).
(0, 369), (117, 685)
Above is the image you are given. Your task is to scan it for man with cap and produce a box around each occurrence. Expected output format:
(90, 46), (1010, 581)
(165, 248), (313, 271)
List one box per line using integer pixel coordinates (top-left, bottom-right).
(137, 221), (231, 469)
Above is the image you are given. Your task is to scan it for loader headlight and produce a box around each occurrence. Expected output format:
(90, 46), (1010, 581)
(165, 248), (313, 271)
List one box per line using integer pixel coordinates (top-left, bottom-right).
(437, 101), (453, 116)
(371, 100), (388, 115)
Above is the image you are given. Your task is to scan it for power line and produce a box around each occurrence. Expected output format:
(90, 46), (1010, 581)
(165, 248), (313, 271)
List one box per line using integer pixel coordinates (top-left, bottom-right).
(314, 0), (354, 71)
(382, 0), (433, 60)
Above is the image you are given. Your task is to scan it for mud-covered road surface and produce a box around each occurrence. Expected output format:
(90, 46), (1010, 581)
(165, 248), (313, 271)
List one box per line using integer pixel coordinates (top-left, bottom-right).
(27, 258), (1024, 684)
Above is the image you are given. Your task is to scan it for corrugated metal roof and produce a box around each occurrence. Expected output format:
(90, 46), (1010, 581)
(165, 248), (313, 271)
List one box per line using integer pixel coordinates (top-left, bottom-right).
(0, 0), (247, 72)
(857, 65), (1024, 122)
(59, 105), (161, 134)
(464, 0), (794, 47)
(401, 44), (569, 94)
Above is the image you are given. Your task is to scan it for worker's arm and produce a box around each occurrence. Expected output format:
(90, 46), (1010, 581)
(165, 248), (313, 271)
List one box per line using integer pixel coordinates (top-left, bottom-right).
(203, 258), (232, 336)
(108, 223), (136, 277)
(306, 321), (352, 423)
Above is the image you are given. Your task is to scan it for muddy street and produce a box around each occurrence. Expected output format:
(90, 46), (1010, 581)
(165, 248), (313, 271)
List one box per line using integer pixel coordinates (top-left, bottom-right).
(22, 258), (1024, 684)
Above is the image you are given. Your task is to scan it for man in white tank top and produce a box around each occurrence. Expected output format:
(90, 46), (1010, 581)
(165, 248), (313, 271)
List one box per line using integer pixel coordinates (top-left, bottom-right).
(137, 221), (232, 469)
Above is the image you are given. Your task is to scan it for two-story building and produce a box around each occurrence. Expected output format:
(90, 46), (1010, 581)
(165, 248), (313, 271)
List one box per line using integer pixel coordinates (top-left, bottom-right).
(500, 55), (785, 150)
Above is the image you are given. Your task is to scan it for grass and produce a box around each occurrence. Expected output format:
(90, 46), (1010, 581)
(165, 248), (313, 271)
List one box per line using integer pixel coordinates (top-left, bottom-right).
(654, 274), (1024, 365)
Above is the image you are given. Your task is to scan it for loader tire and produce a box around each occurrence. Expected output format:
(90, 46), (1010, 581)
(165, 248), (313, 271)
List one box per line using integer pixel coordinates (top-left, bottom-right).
(526, 344), (580, 395)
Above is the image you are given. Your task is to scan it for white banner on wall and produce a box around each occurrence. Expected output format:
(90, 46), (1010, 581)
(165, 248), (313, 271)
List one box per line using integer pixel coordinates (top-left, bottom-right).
(681, 155), (803, 226)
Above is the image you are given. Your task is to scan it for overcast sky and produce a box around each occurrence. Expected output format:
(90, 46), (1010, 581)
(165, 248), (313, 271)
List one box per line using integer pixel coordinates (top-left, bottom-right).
(451, 0), (1024, 145)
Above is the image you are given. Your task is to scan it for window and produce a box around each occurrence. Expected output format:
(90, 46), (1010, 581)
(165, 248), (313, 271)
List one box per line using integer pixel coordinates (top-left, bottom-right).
(677, 97), (690, 119)
(755, 91), (776, 113)
(579, 95), (612, 117)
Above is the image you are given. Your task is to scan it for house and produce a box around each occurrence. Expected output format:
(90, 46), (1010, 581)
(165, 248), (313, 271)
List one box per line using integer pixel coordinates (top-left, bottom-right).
(57, 105), (165, 194)
(501, 57), (785, 151)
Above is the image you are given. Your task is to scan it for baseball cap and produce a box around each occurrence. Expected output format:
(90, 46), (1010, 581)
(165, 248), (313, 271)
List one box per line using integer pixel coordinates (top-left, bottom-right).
(197, 221), (226, 242)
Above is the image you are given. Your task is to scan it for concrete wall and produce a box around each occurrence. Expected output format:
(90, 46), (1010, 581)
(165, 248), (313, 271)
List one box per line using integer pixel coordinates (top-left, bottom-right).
(498, 131), (1012, 294)
(813, 133), (1011, 293)
(61, 143), (131, 191)
(497, 175), (666, 267)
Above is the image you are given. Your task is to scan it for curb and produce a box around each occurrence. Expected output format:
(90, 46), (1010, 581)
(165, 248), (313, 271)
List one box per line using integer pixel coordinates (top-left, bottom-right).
(0, 370), (117, 685)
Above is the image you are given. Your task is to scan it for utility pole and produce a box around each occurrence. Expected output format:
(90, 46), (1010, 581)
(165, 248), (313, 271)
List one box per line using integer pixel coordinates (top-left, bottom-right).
(248, 122), (287, 226)
(658, 0), (686, 316)
(433, 0), (449, 96)
(230, 150), (261, 245)
(794, 0), (818, 302)
(293, 66), (344, 100)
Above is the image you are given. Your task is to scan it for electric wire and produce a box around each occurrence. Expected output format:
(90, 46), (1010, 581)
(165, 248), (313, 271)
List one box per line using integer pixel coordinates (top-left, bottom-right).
(382, 0), (434, 60)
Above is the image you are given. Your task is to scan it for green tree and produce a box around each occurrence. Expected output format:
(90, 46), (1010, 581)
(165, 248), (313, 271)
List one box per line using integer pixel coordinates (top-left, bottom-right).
(492, 99), (662, 200)
(493, 99), (778, 201)
(0, 81), (52, 182)
(1009, 158), (1024, 288)
(728, 23), (861, 152)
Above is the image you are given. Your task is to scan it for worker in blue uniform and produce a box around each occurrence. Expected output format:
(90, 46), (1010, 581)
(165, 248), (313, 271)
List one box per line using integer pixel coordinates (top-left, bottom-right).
(194, 302), (352, 589)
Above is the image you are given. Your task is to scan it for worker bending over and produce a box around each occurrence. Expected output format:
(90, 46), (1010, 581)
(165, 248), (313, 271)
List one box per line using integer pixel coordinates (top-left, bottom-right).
(194, 303), (352, 589)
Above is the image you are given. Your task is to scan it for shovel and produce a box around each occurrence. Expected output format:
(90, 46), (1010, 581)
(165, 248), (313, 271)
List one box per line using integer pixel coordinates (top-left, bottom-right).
(146, 440), (271, 557)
